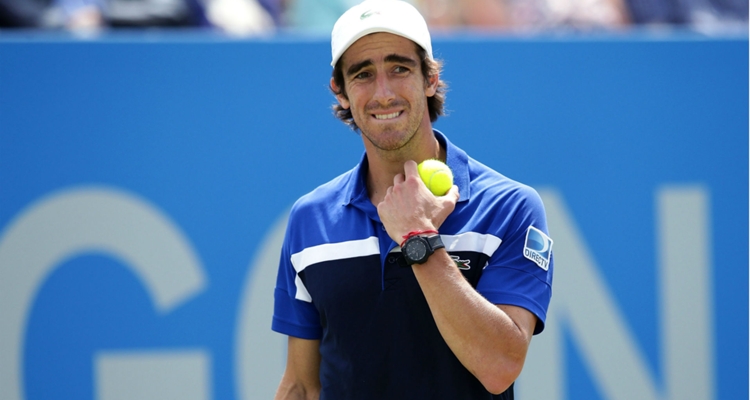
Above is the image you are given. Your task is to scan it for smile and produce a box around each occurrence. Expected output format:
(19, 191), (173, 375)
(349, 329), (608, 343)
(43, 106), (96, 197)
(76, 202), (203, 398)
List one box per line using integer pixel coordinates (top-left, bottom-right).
(373, 111), (401, 120)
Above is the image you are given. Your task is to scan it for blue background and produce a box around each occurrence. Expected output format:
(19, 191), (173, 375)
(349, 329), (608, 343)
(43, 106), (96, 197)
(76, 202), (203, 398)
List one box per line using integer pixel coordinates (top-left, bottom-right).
(1, 32), (747, 399)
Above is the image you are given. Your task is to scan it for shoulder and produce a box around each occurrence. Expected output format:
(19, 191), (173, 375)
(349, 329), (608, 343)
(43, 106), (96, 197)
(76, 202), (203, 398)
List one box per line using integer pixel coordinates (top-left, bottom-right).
(467, 157), (544, 208)
(447, 156), (549, 240)
(284, 164), (367, 243)
(289, 166), (357, 218)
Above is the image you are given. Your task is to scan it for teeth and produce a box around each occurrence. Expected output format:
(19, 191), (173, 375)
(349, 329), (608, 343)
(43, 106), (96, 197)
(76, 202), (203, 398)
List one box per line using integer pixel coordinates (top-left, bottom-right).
(374, 112), (400, 120)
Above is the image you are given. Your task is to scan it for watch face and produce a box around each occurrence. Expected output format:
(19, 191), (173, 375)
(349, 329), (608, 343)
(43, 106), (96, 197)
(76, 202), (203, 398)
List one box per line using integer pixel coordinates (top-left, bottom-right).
(406, 238), (428, 262)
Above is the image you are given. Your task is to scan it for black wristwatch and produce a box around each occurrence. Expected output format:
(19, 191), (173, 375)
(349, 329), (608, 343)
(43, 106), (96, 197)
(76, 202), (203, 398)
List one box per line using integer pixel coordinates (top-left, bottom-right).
(402, 234), (445, 265)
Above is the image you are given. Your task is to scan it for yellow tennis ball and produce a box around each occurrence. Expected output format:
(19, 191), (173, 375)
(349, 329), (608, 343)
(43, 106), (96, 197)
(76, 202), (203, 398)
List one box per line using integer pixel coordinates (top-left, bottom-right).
(417, 159), (453, 196)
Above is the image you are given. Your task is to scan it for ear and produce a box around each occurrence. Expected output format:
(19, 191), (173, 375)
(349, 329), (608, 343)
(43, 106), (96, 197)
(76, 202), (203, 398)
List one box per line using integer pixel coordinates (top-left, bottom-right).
(330, 77), (350, 109)
(425, 72), (439, 97)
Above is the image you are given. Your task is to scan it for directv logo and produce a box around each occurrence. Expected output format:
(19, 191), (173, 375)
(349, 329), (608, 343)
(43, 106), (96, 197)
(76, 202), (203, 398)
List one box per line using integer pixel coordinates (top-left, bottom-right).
(523, 226), (553, 271)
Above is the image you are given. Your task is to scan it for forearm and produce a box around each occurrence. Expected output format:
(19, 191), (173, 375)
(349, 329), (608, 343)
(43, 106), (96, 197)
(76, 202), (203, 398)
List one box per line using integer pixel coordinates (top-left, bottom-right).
(411, 249), (533, 394)
(275, 337), (321, 400)
(374, 161), (534, 391)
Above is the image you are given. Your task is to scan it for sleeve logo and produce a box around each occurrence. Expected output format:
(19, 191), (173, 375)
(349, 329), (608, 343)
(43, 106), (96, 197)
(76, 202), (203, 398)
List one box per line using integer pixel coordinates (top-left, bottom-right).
(523, 226), (553, 271)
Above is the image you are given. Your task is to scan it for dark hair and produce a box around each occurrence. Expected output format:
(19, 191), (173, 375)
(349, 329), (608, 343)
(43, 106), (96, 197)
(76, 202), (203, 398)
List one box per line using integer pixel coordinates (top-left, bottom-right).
(329, 44), (448, 132)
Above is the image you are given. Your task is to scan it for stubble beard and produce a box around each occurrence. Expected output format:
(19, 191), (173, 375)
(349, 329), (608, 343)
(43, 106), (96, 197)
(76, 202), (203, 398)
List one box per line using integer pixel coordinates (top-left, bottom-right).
(359, 100), (426, 160)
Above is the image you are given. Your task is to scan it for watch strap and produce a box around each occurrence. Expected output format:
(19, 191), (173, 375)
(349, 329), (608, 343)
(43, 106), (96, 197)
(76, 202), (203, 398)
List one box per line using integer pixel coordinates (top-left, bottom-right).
(426, 234), (445, 252)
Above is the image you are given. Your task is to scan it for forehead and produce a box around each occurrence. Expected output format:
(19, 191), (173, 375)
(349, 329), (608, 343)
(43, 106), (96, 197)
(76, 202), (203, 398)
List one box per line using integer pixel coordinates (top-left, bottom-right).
(340, 32), (420, 68)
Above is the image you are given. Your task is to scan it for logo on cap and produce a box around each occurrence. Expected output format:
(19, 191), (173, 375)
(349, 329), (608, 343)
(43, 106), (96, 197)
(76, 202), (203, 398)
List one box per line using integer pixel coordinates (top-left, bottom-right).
(523, 226), (553, 271)
(360, 10), (380, 20)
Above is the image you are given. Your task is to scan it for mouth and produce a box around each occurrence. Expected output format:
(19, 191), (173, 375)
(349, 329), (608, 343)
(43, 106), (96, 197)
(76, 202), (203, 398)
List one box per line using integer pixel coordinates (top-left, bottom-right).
(373, 111), (402, 120)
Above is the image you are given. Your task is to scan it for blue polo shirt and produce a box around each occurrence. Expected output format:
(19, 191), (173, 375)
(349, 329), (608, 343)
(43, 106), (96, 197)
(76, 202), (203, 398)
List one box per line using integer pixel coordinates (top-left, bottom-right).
(273, 130), (553, 399)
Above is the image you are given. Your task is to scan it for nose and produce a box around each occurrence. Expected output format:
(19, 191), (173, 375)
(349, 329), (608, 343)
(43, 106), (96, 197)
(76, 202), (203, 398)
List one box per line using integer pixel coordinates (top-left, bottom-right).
(372, 73), (395, 105)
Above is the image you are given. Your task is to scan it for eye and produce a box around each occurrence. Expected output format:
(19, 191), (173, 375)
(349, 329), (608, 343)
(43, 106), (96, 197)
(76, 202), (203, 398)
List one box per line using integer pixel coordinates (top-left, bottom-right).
(354, 71), (371, 80)
(393, 66), (410, 74)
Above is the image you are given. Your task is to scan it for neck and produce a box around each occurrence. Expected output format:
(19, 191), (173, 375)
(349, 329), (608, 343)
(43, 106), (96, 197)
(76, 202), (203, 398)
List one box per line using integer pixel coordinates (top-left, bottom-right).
(365, 129), (446, 205)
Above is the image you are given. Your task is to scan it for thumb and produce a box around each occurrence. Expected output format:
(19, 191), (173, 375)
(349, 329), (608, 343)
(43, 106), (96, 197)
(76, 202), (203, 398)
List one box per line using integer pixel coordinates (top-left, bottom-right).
(434, 185), (459, 229)
(441, 185), (460, 204)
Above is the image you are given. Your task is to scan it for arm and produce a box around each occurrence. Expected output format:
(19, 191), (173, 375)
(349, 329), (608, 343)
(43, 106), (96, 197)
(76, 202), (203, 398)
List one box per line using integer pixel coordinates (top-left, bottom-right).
(412, 249), (536, 394)
(274, 337), (321, 400)
(377, 160), (536, 394)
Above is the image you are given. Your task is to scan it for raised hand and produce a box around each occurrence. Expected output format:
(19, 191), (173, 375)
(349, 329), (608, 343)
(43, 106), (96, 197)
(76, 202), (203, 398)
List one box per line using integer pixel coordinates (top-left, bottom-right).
(376, 160), (459, 245)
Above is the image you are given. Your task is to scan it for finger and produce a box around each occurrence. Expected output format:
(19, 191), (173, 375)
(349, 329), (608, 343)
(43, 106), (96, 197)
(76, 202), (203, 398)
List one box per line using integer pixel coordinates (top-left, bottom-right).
(393, 173), (405, 185)
(403, 160), (418, 179)
(442, 185), (460, 202)
(378, 186), (394, 208)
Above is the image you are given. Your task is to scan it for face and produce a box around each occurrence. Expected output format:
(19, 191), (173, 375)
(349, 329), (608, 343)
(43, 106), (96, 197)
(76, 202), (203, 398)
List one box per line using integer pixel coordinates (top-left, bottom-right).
(333, 33), (438, 155)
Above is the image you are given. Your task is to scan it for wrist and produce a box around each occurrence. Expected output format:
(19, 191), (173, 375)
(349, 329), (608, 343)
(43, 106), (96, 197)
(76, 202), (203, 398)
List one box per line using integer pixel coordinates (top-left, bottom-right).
(400, 229), (439, 248)
(401, 232), (445, 265)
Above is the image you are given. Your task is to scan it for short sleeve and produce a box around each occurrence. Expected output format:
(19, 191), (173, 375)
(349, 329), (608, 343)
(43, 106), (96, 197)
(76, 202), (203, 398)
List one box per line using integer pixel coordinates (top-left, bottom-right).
(271, 220), (323, 340)
(476, 185), (554, 335)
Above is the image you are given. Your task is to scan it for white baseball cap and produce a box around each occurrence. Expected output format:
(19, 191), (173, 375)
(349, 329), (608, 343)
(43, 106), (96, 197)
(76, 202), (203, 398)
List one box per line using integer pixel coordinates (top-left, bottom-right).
(330, 0), (433, 67)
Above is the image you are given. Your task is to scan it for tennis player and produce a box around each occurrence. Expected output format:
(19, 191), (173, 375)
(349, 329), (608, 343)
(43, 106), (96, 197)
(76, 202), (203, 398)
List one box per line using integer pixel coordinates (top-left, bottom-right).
(272, 1), (554, 398)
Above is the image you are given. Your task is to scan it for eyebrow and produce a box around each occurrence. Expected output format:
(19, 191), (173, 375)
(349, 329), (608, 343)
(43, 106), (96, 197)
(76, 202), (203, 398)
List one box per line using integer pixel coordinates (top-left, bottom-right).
(384, 54), (418, 66)
(345, 53), (419, 77)
(346, 59), (373, 77)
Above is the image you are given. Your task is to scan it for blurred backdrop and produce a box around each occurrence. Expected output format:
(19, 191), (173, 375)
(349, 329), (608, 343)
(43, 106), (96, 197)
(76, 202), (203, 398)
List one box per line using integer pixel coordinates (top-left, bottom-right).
(1, 0), (748, 34)
(0, 2), (748, 399)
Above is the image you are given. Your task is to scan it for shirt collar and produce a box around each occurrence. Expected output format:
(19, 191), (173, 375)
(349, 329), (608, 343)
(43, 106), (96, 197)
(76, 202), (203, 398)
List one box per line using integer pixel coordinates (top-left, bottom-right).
(344, 129), (471, 207)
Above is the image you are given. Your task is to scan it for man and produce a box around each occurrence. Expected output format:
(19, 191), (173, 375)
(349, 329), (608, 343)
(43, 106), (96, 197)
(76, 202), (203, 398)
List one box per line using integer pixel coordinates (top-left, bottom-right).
(272, 1), (554, 398)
